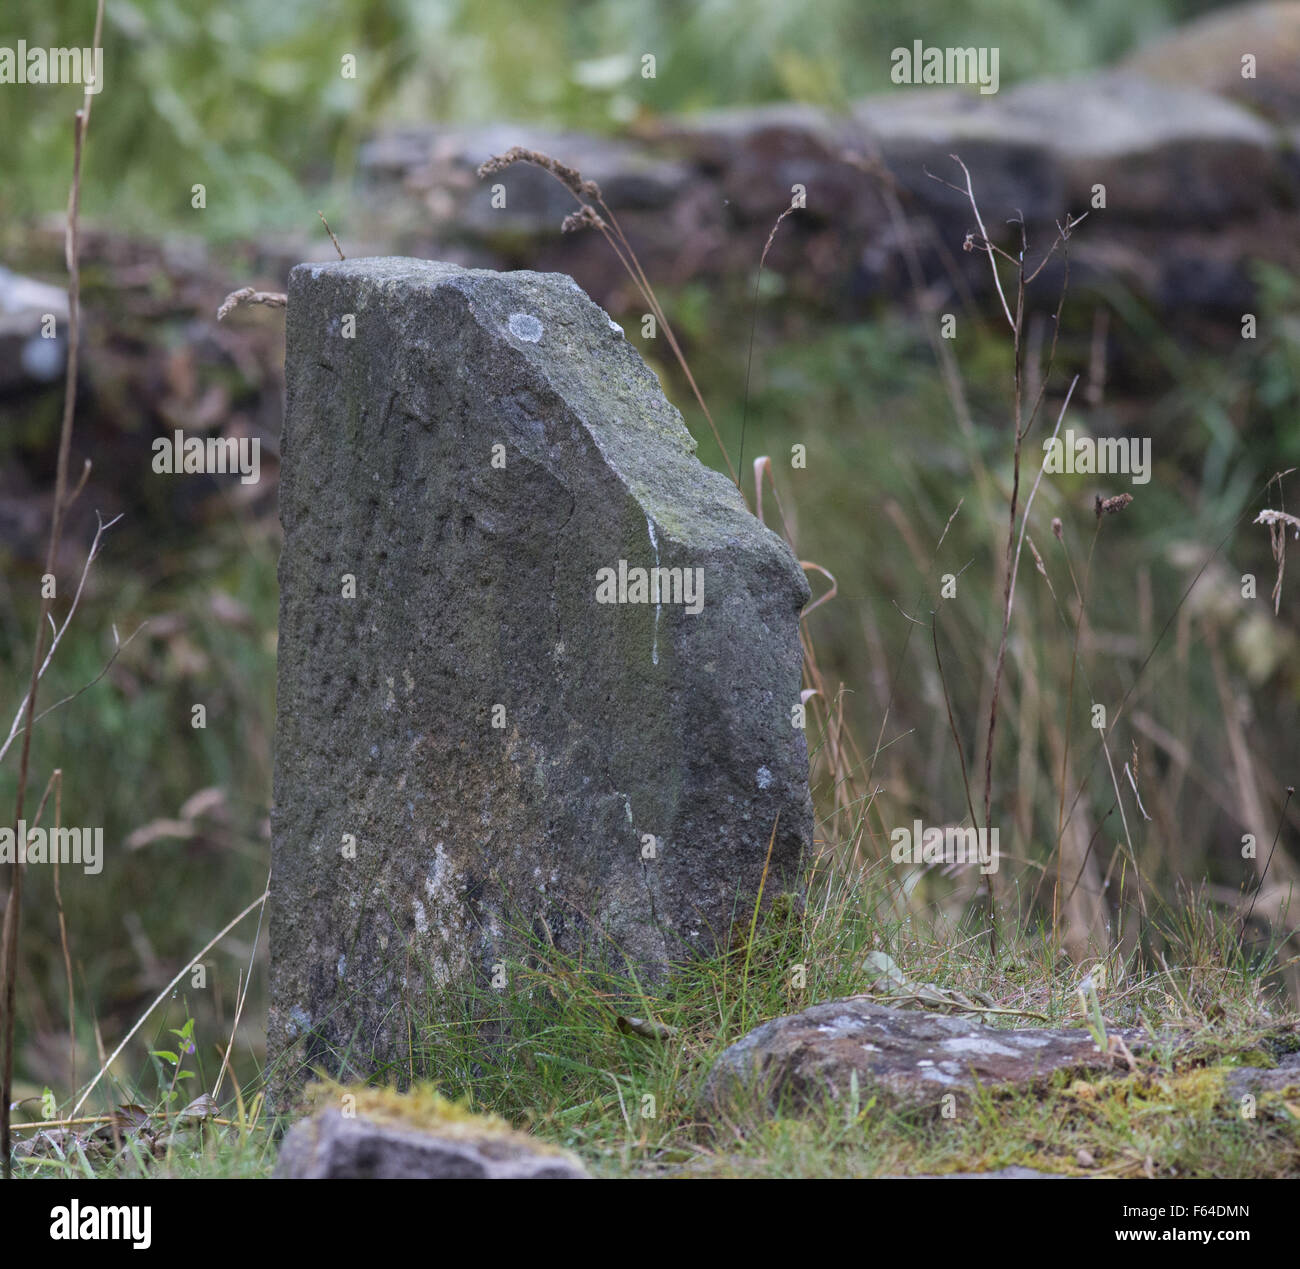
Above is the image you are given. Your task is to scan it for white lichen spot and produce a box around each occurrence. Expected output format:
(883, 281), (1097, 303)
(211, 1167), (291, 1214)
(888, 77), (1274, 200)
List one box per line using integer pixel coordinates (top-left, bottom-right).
(646, 516), (661, 665)
(919, 1068), (958, 1084)
(1012, 1033), (1052, 1048)
(413, 899), (429, 935)
(939, 1035), (1021, 1059)
(287, 1005), (312, 1038)
(508, 312), (544, 343)
(426, 843), (451, 895)
(815, 1014), (860, 1036)
(608, 318), (624, 336)
(337, 953), (347, 979)
(756, 766), (774, 790)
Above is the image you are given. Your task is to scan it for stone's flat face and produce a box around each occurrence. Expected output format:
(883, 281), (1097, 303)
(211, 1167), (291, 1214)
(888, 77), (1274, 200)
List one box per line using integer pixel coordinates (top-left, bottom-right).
(701, 998), (1150, 1113)
(274, 1109), (589, 1179)
(270, 258), (811, 1099)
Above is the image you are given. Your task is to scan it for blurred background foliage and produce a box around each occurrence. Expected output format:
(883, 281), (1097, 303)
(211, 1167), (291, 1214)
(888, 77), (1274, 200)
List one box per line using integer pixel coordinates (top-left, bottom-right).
(2, 0), (1221, 236)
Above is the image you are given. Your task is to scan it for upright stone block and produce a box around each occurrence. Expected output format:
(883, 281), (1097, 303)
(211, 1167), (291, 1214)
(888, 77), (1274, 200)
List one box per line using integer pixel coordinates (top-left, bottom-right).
(269, 258), (810, 1095)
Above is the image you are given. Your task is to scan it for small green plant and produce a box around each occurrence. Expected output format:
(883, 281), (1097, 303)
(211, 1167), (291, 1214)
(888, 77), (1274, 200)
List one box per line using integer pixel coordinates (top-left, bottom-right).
(1076, 969), (1108, 1050)
(149, 1016), (198, 1108)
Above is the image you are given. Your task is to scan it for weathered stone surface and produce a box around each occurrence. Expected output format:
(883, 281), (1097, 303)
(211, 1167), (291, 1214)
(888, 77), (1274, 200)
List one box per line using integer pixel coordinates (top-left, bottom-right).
(275, 1108), (588, 1179)
(1224, 1049), (1300, 1100)
(270, 257), (811, 1098)
(701, 998), (1148, 1113)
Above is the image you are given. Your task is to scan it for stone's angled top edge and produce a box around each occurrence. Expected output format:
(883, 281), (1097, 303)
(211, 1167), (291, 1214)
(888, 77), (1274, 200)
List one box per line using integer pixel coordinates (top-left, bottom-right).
(287, 256), (594, 294)
(287, 256), (460, 292)
(282, 254), (778, 552)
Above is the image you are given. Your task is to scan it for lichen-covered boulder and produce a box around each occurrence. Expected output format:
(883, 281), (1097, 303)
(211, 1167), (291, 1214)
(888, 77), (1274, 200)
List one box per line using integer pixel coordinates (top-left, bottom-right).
(701, 998), (1150, 1114)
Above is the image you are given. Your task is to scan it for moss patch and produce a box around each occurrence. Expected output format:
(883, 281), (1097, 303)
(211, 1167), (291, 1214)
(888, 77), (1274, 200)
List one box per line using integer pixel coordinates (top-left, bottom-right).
(302, 1079), (567, 1156)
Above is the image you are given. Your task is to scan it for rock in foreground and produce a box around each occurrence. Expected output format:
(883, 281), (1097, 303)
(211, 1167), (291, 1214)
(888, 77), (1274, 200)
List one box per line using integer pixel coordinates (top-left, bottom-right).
(275, 1091), (588, 1179)
(702, 998), (1149, 1113)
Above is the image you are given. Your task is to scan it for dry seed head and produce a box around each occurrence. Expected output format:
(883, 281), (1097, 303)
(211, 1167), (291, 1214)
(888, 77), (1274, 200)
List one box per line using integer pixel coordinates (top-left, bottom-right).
(477, 147), (602, 202)
(1095, 492), (1133, 518)
(1255, 508), (1300, 539)
(562, 205), (606, 234)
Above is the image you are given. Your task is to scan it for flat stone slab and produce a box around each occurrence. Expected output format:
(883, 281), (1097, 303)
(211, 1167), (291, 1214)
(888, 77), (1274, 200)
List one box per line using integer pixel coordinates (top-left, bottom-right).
(275, 1108), (588, 1179)
(701, 997), (1149, 1113)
